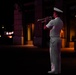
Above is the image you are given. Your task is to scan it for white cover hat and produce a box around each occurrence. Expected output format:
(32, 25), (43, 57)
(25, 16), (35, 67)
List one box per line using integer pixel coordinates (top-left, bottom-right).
(54, 7), (63, 13)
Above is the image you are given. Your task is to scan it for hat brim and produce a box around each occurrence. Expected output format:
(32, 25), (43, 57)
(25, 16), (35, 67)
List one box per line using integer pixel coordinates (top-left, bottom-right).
(54, 7), (63, 13)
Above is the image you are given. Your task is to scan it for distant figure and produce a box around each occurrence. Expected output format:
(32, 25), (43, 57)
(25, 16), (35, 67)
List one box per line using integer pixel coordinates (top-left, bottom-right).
(44, 7), (63, 74)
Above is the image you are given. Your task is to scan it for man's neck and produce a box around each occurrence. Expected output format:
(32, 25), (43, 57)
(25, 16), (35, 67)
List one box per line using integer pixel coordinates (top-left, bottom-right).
(55, 16), (58, 18)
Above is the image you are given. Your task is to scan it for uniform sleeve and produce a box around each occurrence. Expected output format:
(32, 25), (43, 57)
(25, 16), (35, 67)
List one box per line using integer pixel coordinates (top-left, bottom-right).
(46, 20), (54, 28)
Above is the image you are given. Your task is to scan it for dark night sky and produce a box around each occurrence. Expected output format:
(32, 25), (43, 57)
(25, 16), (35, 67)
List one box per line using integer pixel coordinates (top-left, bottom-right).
(0, 0), (34, 23)
(0, 0), (35, 31)
(0, 0), (14, 30)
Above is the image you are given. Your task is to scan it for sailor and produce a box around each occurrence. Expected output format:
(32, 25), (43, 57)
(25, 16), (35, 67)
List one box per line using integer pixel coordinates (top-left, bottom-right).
(44, 7), (63, 74)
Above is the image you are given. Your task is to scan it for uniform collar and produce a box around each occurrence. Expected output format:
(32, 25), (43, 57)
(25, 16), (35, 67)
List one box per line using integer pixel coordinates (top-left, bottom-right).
(55, 17), (60, 19)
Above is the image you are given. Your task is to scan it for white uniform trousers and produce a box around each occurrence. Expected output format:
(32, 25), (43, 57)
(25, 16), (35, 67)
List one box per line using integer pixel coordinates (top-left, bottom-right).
(49, 37), (61, 74)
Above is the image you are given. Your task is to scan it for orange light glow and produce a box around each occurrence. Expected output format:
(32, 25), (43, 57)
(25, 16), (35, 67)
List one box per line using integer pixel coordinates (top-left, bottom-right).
(60, 29), (64, 38)
(61, 48), (74, 52)
(69, 42), (74, 48)
(32, 23), (34, 34)
(27, 25), (31, 40)
(21, 37), (24, 45)
(27, 23), (34, 41)
(8, 36), (12, 38)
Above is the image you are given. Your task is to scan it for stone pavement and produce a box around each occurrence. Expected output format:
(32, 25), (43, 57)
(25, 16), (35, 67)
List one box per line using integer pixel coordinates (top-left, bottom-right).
(0, 45), (76, 75)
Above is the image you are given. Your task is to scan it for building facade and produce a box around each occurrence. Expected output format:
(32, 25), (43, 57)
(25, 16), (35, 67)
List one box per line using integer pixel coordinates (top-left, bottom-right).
(13, 0), (76, 48)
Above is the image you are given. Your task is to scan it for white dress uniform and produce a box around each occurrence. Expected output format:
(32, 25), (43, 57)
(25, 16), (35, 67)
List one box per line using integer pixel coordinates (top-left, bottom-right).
(46, 17), (63, 73)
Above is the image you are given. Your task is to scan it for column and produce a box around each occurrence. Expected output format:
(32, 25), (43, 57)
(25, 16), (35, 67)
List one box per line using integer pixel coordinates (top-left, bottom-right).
(13, 4), (24, 45)
(33, 0), (43, 47)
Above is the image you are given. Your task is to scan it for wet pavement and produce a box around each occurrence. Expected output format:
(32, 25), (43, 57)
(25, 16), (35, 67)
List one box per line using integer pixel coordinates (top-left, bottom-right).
(0, 45), (76, 75)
